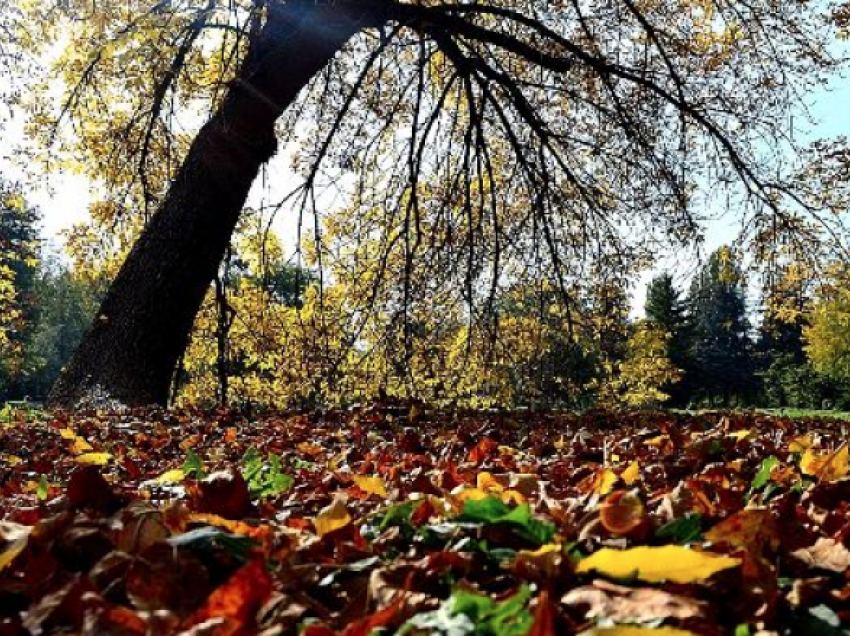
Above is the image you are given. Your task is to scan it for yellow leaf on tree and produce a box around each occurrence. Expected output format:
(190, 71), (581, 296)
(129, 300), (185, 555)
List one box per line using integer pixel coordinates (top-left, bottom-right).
(800, 445), (849, 482)
(0, 522), (32, 573)
(352, 475), (388, 499)
(314, 495), (352, 537)
(621, 461), (640, 485)
(579, 627), (702, 636)
(75, 452), (112, 466)
(576, 546), (740, 583)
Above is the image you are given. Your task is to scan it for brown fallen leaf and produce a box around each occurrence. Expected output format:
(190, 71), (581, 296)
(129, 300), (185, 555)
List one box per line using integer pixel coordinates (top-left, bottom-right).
(791, 538), (850, 573)
(197, 469), (253, 520)
(562, 579), (708, 622)
(704, 508), (780, 555)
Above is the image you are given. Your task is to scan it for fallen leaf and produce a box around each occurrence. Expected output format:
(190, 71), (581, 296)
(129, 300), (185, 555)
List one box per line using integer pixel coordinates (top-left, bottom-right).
(0, 521), (32, 572)
(352, 475), (389, 499)
(621, 461), (640, 485)
(314, 495), (352, 537)
(563, 579), (708, 622)
(800, 445), (849, 482)
(75, 452), (112, 466)
(189, 559), (272, 627)
(792, 538), (850, 573)
(578, 627), (703, 636)
(704, 509), (779, 554)
(576, 546), (740, 583)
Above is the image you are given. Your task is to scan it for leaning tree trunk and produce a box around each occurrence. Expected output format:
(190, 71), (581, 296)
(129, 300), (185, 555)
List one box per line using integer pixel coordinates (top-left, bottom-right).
(49, 3), (379, 407)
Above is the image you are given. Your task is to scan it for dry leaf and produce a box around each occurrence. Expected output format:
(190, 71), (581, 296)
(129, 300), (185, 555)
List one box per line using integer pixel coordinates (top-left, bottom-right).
(352, 475), (389, 499)
(792, 538), (850, 573)
(75, 452), (112, 466)
(576, 546), (740, 583)
(563, 579), (708, 622)
(621, 461), (640, 485)
(800, 445), (849, 482)
(314, 495), (352, 537)
(0, 521), (32, 572)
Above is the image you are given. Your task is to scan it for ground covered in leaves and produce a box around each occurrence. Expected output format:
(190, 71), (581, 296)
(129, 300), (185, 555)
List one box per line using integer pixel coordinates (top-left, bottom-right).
(3, 406), (850, 635)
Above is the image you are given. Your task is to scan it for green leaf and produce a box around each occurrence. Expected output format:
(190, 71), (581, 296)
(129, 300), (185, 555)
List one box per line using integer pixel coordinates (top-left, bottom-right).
(181, 449), (206, 479)
(751, 456), (779, 490)
(378, 501), (416, 532)
(656, 513), (703, 544)
(456, 497), (556, 547)
(400, 585), (533, 636)
(36, 474), (48, 501)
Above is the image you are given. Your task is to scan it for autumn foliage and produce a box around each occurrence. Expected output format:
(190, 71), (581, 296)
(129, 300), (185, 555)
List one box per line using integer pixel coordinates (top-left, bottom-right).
(3, 406), (850, 634)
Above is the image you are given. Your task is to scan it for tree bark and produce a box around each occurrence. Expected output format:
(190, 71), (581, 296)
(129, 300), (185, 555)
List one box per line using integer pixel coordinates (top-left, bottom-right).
(48, 3), (382, 407)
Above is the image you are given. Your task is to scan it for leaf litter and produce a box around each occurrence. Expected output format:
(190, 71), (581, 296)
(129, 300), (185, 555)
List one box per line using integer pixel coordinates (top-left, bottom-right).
(2, 406), (850, 634)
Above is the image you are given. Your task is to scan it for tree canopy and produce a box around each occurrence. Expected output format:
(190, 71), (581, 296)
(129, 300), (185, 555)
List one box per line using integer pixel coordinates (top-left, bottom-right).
(4, 0), (849, 405)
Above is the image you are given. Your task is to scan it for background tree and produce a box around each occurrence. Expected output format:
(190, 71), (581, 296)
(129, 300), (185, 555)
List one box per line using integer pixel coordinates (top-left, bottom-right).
(644, 272), (692, 404)
(0, 182), (39, 401)
(613, 322), (682, 408)
(687, 246), (755, 406)
(12, 0), (841, 406)
(805, 265), (850, 388)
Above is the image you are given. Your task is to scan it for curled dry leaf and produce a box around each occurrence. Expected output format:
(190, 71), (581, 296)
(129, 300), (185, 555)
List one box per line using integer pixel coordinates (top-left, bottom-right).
(792, 538), (850, 573)
(563, 579), (708, 622)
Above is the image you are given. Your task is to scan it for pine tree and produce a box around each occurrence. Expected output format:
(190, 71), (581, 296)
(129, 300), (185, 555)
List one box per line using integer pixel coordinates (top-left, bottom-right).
(686, 246), (755, 406)
(644, 273), (691, 404)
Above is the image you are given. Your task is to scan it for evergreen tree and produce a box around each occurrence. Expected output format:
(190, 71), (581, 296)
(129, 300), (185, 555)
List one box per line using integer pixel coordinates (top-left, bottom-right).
(686, 246), (755, 406)
(644, 273), (691, 404)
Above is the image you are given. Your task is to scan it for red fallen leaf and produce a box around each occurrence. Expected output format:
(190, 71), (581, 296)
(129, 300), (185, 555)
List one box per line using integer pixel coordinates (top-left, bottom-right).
(528, 590), (556, 636)
(339, 594), (408, 636)
(197, 469), (252, 520)
(411, 498), (436, 527)
(188, 560), (272, 629)
(301, 625), (337, 636)
(468, 437), (499, 465)
(67, 466), (118, 511)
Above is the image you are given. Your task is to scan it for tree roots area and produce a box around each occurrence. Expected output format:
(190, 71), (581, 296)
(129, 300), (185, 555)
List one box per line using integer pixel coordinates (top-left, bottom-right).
(1, 406), (849, 635)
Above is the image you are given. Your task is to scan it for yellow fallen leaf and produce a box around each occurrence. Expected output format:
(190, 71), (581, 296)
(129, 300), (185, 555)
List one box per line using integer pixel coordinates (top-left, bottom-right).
(728, 429), (753, 441)
(477, 471), (506, 492)
(576, 546), (740, 583)
(314, 495), (352, 537)
(554, 435), (568, 451)
(621, 461), (640, 485)
(75, 452), (112, 466)
(800, 444), (849, 482)
(592, 469), (619, 496)
(3, 455), (22, 466)
(789, 434), (815, 453)
(352, 475), (388, 499)
(154, 469), (186, 484)
(579, 627), (702, 636)
(70, 437), (93, 454)
(59, 428), (77, 440)
(0, 522), (32, 573)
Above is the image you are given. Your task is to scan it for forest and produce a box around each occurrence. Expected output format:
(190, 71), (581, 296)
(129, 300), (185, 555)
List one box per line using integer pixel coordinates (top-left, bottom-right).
(2, 0), (850, 634)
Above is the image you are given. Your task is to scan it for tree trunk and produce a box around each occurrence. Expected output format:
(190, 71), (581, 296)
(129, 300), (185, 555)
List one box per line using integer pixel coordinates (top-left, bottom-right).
(48, 3), (379, 407)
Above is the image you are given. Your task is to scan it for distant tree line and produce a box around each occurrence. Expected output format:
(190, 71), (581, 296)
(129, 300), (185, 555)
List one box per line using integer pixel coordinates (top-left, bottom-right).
(2, 181), (849, 410)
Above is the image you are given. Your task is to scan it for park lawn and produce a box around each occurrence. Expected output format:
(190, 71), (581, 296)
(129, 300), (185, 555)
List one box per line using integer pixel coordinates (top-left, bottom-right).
(1, 405), (849, 635)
